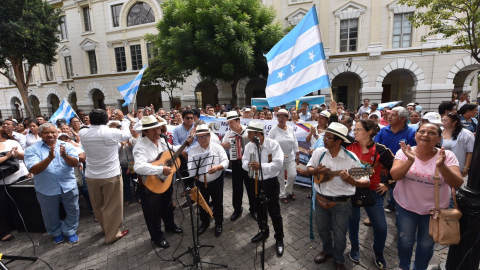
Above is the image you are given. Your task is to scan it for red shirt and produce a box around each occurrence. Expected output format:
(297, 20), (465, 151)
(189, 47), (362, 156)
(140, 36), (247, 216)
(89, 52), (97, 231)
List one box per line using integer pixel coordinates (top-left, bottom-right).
(347, 142), (382, 190)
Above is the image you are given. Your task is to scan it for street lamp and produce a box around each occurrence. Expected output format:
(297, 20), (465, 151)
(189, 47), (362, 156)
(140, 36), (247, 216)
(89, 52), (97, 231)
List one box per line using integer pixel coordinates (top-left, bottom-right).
(66, 83), (75, 91)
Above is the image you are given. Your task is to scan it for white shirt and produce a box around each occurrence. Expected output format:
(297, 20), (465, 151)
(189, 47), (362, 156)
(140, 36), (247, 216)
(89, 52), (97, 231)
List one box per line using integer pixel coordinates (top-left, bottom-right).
(210, 132), (221, 145)
(79, 125), (132, 179)
(222, 125), (250, 161)
(12, 132), (26, 150)
(268, 125), (299, 162)
(242, 137), (284, 180)
(121, 119), (131, 132)
(307, 147), (369, 197)
(132, 136), (180, 176)
(25, 133), (42, 149)
(0, 139), (28, 185)
(455, 100), (468, 110)
(188, 142), (228, 182)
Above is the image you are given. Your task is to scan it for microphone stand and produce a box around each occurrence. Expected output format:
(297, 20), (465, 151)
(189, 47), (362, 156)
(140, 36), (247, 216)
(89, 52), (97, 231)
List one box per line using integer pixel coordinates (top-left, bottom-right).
(254, 138), (267, 270)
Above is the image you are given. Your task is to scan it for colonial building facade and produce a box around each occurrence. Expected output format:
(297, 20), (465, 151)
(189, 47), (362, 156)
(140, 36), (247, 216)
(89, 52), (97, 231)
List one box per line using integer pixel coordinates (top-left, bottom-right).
(0, 0), (478, 118)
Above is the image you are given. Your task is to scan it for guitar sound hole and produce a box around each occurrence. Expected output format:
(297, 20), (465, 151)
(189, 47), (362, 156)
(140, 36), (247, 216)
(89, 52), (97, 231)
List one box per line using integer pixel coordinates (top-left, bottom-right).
(166, 160), (172, 167)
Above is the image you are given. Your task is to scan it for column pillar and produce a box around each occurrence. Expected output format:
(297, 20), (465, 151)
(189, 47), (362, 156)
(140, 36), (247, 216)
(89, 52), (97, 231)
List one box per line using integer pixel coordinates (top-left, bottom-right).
(367, 0), (383, 53)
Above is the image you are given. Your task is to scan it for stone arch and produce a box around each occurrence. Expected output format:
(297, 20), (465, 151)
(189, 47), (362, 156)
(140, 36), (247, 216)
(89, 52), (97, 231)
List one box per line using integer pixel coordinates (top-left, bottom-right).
(45, 88), (62, 102)
(446, 56), (480, 90)
(28, 89), (42, 104)
(8, 91), (23, 105)
(330, 63), (369, 88)
(120, 0), (162, 28)
(190, 76), (224, 95)
(85, 82), (108, 101)
(65, 89), (75, 102)
(375, 59), (425, 87)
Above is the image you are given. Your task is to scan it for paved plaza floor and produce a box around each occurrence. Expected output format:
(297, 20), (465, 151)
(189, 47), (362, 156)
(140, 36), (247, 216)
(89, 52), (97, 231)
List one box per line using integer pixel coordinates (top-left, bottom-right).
(1, 172), (449, 269)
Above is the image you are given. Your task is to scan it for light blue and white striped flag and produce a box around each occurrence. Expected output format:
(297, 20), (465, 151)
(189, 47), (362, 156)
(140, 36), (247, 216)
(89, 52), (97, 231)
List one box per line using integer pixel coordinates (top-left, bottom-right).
(117, 64), (147, 107)
(49, 99), (75, 124)
(264, 7), (330, 107)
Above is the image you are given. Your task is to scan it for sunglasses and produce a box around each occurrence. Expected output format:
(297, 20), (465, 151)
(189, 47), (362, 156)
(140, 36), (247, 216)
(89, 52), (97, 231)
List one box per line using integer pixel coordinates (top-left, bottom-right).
(185, 117), (194, 120)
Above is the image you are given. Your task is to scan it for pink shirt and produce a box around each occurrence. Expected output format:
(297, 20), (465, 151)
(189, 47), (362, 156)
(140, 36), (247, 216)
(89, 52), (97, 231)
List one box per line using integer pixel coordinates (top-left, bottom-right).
(393, 147), (459, 215)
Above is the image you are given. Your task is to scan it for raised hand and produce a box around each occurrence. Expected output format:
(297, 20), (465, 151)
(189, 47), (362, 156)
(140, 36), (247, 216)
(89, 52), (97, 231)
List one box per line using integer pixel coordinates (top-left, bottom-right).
(400, 141), (415, 161)
(116, 109), (124, 120)
(329, 99), (337, 112)
(59, 144), (67, 158)
(48, 145), (55, 160)
(436, 147), (446, 168)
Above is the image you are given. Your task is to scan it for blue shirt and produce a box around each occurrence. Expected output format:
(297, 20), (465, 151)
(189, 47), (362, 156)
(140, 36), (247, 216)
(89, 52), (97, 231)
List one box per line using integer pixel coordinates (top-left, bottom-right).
(25, 140), (79, 196)
(374, 125), (417, 155)
(173, 123), (197, 153)
(460, 115), (477, 133)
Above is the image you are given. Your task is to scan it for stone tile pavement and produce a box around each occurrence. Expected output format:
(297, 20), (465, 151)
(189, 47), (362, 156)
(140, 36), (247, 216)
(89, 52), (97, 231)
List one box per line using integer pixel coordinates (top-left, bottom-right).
(1, 172), (449, 269)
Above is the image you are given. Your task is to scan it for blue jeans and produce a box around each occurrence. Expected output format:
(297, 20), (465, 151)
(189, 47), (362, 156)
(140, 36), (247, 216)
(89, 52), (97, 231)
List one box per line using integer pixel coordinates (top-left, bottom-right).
(381, 175), (396, 207)
(315, 201), (352, 264)
(396, 204), (434, 270)
(78, 170), (93, 212)
(349, 190), (388, 255)
(121, 166), (138, 202)
(36, 188), (79, 237)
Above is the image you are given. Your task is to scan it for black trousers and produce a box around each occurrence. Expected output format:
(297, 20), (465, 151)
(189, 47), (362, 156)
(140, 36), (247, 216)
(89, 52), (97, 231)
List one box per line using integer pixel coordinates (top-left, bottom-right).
(0, 186), (11, 239)
(256, 177), (284, 241)
(138, 184), (176, 243)
(196, 174), (224, 225)
(231, 160), (256, 214)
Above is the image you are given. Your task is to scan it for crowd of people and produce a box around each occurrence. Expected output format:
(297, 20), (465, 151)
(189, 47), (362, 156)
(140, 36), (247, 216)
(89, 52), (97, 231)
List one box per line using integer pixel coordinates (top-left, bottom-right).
(0, 93), (477, 270)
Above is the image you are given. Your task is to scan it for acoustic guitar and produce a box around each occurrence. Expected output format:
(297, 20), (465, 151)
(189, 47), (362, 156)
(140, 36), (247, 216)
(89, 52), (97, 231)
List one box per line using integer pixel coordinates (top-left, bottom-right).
(139, 136), (192, 194)
(314, 167), (375, 184)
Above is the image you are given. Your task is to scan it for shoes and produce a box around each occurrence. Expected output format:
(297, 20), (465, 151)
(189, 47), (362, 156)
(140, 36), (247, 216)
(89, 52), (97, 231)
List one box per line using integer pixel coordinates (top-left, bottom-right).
(384, 204), (396, 213)
(364, 217), (372, 226)
(166, 225), (183, 234)
(349, 247), (360, 263)
(281, 198), (289, 204)
(334, 262), (346, 270)
(1, 234), (14, 242)
(276, 239), (284, 257)
(198, 222), (210, 235)
(288, 193), (296, 200)
(251, 231), (269, 243)
(117, 230), (129, 241)
(215, 224), (222, 237)
(54, 234), (64, 244)
(230, 211), (242, 221)
(372, 244), (387, 269)
(250, 212), (258, 221)
(154, 238), (170, 248)
(314, 251), (331, 264)
(68, 234), (79, 244)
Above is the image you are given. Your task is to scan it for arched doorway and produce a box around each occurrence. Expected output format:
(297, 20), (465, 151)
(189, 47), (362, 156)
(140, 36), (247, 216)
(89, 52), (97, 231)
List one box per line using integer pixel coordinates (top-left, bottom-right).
(28, 96), (41, 116)
(245, 78), (267, 105)
(47, 94), (60, 115)
(331, 72), (362, 109)
(195, 81), (218, 109)
(10, 97), (22, 119)
(68, 92), (78, 112)
(92, 89), (106, 109)
(382, 70), (414, 104)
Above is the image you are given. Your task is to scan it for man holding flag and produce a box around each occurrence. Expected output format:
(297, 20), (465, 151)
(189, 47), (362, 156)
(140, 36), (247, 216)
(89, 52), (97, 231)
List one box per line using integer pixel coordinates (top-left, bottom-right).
(49, 99), (77, 125)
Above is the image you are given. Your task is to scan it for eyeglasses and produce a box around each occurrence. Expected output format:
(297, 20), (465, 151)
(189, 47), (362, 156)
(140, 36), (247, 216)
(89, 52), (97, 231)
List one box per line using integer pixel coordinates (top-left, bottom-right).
(353, 128), (365, 132)
(185, 117), (194, 120)
(197, 135), (210, 140)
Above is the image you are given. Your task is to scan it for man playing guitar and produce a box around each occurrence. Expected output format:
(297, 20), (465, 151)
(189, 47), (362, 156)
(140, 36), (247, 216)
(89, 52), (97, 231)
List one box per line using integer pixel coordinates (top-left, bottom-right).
(132, 115), (192, 248)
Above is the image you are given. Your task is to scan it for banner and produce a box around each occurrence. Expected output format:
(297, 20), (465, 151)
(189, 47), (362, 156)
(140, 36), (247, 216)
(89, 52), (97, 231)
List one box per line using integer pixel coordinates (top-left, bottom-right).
(251, 95), (325, 110)
(167, 117), (317, 186)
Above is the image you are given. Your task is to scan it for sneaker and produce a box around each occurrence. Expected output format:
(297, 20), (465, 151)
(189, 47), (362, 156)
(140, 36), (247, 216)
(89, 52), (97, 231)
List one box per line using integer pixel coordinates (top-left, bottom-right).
(372, 244), (387, 269)
(349, 248), (360, 263)
(54, 234), (64, 244)
(384, 204), (396, 213)
(68, 234), (79, 244)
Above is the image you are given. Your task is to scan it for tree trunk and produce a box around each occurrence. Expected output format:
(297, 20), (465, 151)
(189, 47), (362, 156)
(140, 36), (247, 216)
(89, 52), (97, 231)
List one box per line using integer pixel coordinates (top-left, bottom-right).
(230, 78), (239, 106)
(10, 58), (35, 117)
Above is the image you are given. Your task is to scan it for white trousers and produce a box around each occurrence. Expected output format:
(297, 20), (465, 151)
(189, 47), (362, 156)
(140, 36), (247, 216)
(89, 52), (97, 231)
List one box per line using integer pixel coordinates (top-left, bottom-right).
(279, 160), (297, 198)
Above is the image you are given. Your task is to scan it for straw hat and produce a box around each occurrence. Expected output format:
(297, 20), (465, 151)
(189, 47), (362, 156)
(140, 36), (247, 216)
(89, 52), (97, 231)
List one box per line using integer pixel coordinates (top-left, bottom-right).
(137, 115), (166, 131)
(319, 111), (331, 119)
(319, 122), (351, 143)
(195, 124), (210, 135)
(246, 121), (264, 133)
(276, 109), (289, 116)
(226, 111), (240, 120)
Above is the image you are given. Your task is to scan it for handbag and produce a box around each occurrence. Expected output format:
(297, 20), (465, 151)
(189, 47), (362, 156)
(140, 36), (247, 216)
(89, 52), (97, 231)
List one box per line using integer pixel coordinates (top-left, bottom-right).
(0, 151), (20, 179)
(351, 144), (377, 207)
(429, 168), (462, 245)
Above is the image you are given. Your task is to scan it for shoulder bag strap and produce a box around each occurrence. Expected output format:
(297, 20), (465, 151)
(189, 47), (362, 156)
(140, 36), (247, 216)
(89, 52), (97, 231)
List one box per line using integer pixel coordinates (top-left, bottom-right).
(310, 150), (326, 240)
(342, 146), (366, 168)
(434, 167), (440, 210)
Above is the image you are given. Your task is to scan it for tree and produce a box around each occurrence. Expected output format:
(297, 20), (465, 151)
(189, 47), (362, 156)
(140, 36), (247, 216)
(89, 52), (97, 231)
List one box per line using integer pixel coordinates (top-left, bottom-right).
(0, 0), (61, 117)
(399, 0), (480, 63)
(148, 0), (284, 105)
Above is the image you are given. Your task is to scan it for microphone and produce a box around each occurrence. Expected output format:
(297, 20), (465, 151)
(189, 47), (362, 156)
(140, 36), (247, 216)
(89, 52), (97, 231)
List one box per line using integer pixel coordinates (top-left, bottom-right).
(253, 136), (260, 147)
(160, 134), (169, 140)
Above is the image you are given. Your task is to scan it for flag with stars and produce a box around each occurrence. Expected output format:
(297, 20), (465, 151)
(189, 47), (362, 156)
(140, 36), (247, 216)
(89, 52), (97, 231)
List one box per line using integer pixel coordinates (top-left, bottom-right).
(264, 6), (330, 107)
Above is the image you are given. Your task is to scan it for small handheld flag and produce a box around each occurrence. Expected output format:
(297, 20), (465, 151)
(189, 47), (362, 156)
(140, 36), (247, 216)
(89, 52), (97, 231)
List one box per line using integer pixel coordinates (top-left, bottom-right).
(49, 99), (76, 124)
(264, 6), (330, 107)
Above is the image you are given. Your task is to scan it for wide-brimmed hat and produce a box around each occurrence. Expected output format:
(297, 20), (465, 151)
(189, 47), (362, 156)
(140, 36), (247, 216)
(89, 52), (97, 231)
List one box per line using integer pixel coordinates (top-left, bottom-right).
(319, 111), (331, 119)
(226, 111), (240, 120)
(423, 112), (442, 124)
(195, 124), (210, 135)
(246, 121), (264, 133)
(319, 122), (351, 143)
(137, 115), (166, 131)
(276, 109), (289, 116)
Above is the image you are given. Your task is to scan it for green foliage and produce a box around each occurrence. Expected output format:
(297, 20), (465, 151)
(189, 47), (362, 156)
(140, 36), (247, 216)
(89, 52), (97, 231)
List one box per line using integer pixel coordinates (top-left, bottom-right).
(146, 0), (284, 101)
(399, 0), (480, 61)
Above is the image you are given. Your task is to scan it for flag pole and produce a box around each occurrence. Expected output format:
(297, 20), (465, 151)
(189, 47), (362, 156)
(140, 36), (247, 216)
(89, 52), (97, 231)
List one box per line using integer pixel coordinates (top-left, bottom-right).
(312, 4), (334, 102)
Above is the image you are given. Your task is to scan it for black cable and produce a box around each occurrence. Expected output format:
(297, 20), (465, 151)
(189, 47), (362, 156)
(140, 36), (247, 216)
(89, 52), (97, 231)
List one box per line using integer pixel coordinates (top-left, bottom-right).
(1, 171), (53, 270)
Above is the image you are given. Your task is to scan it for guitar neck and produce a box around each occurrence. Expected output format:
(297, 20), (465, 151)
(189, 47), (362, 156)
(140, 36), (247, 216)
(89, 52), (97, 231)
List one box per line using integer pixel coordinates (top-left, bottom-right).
(172, 138), (191, 159)
(326, 171), (342, 177)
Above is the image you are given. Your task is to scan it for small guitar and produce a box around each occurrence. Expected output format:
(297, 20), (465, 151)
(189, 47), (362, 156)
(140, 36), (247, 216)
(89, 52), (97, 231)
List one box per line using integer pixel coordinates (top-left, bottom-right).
(139, 136), (192, 194)
(314, 167), (375, 184)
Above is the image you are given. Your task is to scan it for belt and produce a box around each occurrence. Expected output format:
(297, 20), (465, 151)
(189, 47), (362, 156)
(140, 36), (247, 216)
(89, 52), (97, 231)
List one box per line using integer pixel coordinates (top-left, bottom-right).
(317, 193), (350, 202)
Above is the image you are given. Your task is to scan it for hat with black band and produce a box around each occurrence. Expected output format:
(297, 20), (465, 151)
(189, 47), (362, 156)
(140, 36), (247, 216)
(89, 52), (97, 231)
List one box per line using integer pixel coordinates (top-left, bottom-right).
(246, 121), (264, 133)
(138, 115), (166, 131)
(319, 122), (351, 143)
(226, 111), (240, 120)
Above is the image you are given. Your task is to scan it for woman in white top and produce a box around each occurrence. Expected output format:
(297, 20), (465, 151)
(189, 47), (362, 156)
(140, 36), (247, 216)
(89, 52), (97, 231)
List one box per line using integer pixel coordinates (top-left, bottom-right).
(25, 120), (42, 148)
(268, 109), (299, 203)
(0, 127), (28, 242)
(306, 110), (330, 148)
(441, 113), (474, 176)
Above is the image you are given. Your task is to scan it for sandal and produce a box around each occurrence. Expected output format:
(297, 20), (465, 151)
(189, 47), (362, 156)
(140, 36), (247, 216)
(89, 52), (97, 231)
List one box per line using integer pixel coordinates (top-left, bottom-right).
(306, 194), (312, 199)
(1, 234), (14, 242)
(289, 193), (297, 200)
(281, 198), (289, 204)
